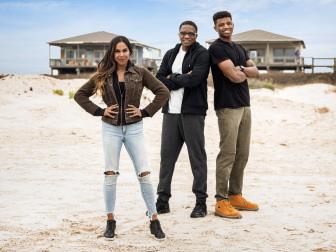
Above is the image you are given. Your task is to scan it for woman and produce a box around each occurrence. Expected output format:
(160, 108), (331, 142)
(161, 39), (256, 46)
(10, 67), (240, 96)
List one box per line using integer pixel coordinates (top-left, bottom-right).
(74, 36), (169, 240)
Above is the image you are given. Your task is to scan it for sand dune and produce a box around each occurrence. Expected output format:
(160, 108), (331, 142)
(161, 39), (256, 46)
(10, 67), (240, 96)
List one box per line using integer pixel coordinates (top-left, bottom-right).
(0, 75), (335, 251)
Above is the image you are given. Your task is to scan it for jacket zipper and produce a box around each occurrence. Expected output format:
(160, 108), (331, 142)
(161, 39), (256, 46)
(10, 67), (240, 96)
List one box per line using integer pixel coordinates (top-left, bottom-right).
(117, 81), (124, 126)
(108, 76), (120, 124)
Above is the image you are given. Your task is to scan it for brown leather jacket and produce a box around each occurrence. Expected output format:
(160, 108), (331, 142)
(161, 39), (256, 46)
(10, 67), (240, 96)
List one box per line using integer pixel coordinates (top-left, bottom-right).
(74, 65), (169, 125)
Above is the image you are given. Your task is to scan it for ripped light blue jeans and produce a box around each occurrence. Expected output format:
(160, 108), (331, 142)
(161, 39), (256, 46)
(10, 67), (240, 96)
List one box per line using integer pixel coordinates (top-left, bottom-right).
(102, 120), (157, 218)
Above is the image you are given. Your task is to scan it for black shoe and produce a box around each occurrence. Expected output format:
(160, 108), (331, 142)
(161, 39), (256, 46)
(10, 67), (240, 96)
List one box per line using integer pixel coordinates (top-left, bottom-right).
(156, 199), (170, 214)
(150, 219), (166, 240)
(190, 203), (207, 218)
(103, 220), (116, 240)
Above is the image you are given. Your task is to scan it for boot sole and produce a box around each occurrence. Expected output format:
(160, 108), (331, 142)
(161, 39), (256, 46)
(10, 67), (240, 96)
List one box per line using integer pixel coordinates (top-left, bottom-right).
(233, 207), (259, 211)
(215, 212), (242, 219)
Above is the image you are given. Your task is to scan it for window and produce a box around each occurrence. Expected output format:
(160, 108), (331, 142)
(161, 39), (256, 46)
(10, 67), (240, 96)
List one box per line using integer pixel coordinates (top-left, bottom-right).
(248, 49), (265, 63)
(94, 51), (104, 59)
(94, 51), (104, 65)
(273, 48), (284, 57)
(285, 48), (295, 57)
(66, 50), (76, 59)
(273, 48), (295, 63)
(79, 49), (86, 59)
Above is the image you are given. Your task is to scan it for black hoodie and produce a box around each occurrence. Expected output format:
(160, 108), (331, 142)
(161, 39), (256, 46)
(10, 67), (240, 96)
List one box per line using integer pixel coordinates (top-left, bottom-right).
(156, 42), (209, 115)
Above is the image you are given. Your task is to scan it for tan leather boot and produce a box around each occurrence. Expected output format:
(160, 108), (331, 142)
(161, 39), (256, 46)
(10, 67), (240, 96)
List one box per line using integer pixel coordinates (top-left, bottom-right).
(229, 194), (259, 211)
(215, 200), (242, 219)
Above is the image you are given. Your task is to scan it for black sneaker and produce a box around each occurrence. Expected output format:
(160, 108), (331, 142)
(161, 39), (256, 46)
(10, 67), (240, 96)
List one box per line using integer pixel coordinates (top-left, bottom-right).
(150, 219), (166, 240)
(103, 220), (116, 240)
(156, 199), (170, 214)
(190, 203), (207, 218)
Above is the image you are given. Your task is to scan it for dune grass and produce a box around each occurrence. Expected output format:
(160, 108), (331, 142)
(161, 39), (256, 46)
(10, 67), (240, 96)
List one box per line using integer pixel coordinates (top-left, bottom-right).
(52, 89), (64, 96)
(68, 91), (75, 99)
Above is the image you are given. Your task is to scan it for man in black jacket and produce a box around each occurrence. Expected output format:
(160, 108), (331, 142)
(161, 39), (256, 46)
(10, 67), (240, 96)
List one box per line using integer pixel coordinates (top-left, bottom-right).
(156, 20), (209, 218)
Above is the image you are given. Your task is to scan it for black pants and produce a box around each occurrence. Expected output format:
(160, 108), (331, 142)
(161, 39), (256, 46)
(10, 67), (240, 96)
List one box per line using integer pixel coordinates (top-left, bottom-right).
(157, 114), (208, 204)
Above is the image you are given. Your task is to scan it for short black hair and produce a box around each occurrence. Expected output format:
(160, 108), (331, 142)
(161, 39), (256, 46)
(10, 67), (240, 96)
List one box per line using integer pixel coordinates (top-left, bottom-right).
(213, 11), (232, 24)
(179, 20), (198, 32)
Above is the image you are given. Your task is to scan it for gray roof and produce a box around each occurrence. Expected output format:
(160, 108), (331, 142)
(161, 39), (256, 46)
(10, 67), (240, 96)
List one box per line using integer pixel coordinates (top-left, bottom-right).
(206, 29), (306, 48)
(48, 31), (160, 50)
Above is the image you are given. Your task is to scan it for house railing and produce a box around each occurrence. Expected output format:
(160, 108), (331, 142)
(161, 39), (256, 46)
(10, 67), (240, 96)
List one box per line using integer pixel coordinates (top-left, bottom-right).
(302, 57), (336, 73)
(250, 56), (304, 65)
(250, 57), (266, 64)
(272, 56), (298, 64)
(50, 58), (160, 72)
(50, 58), (100, 67)
(248, 57), (335, 72)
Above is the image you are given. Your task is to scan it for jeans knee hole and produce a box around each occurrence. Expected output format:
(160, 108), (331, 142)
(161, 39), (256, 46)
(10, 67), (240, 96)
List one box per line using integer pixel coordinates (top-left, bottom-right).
(139, 171), (150, 177)
(104, 171), (119, 176)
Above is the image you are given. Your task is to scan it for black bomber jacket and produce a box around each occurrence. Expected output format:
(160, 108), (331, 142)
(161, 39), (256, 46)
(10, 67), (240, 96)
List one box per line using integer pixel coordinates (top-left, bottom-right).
(156, 42), (210, 115)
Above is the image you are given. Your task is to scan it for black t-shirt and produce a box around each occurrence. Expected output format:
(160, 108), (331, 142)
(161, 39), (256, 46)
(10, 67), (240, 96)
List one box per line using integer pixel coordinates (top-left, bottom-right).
(209, 38), (250, 110)
(113, 80), (126, 125)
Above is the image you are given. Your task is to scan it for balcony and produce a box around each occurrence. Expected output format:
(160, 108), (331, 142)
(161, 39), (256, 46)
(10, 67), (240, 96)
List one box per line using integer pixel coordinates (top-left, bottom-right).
(249, 57), (304, 66)
(272, 56), (299, 64)
(49, 59), (99, 68)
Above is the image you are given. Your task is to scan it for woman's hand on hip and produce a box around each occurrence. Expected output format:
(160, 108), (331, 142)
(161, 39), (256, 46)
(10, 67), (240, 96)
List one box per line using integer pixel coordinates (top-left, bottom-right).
(126, 104), (142, 118)
(104, 104), (119, 118)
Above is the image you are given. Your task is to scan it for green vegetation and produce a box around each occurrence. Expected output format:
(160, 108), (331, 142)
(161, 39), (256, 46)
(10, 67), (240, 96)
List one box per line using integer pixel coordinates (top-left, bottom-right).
(207, 74), (275, 90)
(52, 89), (64, 96)
(207, 72), (336, 90)
(68, 91), (75, 99)
(248, 79), (275, 90)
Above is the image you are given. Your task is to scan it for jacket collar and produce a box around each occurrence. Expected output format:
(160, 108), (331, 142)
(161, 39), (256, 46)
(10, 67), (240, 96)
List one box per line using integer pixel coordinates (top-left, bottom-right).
(173, 42), (200, 54)
(126, 61), (136, 74)
(108, 61), (136, 78)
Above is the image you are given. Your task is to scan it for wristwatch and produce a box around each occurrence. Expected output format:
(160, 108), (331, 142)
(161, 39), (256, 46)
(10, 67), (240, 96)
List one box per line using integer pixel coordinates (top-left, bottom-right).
(239, 65), (245, 72)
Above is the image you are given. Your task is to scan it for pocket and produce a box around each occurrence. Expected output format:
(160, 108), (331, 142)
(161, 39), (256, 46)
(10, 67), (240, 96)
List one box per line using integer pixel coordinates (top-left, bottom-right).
(129, 76), (143, 90)
(129, 76), (141, 82)
(126, 81), (142, 108)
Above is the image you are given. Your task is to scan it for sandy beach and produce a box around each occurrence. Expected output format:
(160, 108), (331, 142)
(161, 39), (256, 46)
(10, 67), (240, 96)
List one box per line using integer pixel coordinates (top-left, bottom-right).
(0, 75), (335, 251)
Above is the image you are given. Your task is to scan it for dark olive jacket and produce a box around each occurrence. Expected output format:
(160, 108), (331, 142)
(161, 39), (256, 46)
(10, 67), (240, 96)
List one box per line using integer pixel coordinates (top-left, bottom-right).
(74, 65), (169, 125)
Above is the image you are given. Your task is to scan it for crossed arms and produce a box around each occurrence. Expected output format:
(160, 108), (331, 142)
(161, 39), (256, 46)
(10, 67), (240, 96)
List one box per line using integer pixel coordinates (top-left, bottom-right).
(156, 50), (210, 90)
(217, 58), (259, 83)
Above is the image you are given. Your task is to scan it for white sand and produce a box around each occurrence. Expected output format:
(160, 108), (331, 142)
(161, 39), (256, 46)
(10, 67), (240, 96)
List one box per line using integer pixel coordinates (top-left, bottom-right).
(0, 75), (335, 251)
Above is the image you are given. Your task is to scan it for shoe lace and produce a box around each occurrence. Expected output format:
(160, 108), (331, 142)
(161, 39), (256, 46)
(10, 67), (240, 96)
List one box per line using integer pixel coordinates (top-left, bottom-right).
(241, 197), (249, 206)
(227, 203), (235, 210)
(220, 200), (235, 210)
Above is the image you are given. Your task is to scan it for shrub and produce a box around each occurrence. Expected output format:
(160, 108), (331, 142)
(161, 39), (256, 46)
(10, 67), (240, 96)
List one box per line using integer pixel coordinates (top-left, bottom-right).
(249, 79), (275, 91)
(68, 91), (75, 99)
(52, 89), (64, 96)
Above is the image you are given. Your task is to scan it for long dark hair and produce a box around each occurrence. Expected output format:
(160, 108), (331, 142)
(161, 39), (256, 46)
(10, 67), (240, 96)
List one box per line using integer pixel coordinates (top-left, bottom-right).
(92, 35), (133, 95)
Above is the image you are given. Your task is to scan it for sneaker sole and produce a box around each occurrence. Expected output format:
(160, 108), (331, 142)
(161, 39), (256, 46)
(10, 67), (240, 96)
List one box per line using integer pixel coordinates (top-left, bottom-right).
(215, 212), (242, 219)
(157, 210), (170, 214)
(190, 213), (207, 218)
(104, 236), (115, 241)
(151, 234), (166, 241)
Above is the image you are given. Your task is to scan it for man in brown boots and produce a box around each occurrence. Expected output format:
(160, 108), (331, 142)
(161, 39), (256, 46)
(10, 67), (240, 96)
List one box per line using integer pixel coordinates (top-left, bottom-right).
(208, 11), (259, 219)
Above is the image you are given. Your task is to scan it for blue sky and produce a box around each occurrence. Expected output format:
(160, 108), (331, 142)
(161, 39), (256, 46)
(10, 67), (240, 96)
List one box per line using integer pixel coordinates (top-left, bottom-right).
(0, 0), (335, 74)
